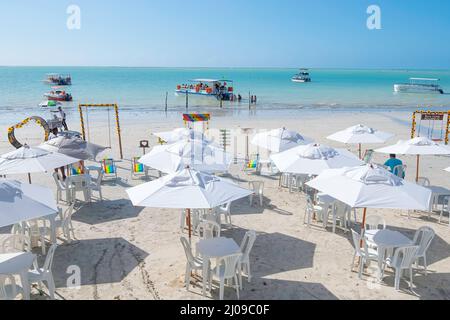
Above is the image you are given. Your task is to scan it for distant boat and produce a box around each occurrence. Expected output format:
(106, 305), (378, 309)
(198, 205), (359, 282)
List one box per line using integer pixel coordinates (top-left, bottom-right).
(39, 100), (62, 108)
(394, 78), (444, 94)
(44, 87), (73, 101)
(292, 69), (311, 83)
(44, 73), (72, 86)
(175, 79), (235, 100)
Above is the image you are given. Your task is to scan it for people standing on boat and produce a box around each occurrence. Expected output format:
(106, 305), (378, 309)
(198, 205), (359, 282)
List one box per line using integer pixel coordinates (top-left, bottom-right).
(58, 106), (68, 131)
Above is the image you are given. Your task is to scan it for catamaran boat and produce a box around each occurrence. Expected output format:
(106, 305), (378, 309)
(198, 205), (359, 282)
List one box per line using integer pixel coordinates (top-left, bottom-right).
(175, 79), (235, 100)
(44, 87), (73, 101)
(291, 69), (311, 83)
(394, 78), (444, 94)
(44, 73), (72, 86)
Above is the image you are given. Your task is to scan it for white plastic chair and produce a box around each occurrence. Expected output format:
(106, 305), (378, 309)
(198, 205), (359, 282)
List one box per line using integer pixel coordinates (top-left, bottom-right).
(53, 172), (72, 203)
(351, 229), (379, 279)
(386, 246), (419, 291)
(0, 275), (23, 300)
(248, 181), (264, 207)
(239, 230), (257, 285)
(54, 204), (76, 243)
(66, 175), (91, 203)
(331, 201), (351, 233)
(392, 165), (407, 178)
(180, 237), (206, 290)
(413, 227), (435, 275)
(416, 177), (431, 187)
(217, 202), (232, 227)
(25, 220), (51, 255)
(304, 197), (327, 228)
(210, 253), (243, 300)
(28, 244), (58, 300)
(440, 196), (450, 227)
(1, 234), (31, 253)
(88, 168), (103, 201)
(196, 221), (221, 240)
(365, 215), (387, 231)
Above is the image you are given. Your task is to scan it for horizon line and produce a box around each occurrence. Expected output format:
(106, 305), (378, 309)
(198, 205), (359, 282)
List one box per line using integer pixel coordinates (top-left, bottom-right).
(1, 65), (450, 71)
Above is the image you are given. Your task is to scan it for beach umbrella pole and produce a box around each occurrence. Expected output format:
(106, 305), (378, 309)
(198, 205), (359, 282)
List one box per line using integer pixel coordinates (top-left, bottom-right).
(360, 208), (368, 248)
(416, 155), (420, 183)
(359, 144), (362, 159)
(28, 173), (32, 184)
(187, 208), (192, 243)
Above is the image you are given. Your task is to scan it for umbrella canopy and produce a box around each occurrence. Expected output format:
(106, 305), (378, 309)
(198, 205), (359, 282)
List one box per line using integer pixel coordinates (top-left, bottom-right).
(327, 124), (394, 145)
(251, 128), (311, 153)
(39, 136), (107, 161)
(0, 145), (79, 175)
(153, 128), (210, 144)
(375, 137), (450, 181)
(0, 179), (58, 228)
(306, 164), (432, 211)
(375, 137), (450, 156)
(139, 140), (232, 174)
(270, 144), (364, 175)
(126, 168), (253, 209)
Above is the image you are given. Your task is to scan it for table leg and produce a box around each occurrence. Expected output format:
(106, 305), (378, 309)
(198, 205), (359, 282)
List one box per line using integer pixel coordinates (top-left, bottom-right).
(202, 257), (210, 297)
(19, 270), (30, 300)
(49, 215), (57, 245)
(377, 247), (385, 282)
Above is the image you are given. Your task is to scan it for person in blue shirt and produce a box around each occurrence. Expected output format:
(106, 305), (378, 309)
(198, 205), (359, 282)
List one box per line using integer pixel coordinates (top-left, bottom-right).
(384, 154), (405, 178)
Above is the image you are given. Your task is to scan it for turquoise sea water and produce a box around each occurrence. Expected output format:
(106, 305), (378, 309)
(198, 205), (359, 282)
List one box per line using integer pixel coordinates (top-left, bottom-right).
(0, 67), (449, 124)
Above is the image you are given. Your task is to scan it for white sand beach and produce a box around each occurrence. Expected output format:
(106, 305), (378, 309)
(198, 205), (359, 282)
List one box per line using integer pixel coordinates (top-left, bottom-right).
(1, 110), (450, 300)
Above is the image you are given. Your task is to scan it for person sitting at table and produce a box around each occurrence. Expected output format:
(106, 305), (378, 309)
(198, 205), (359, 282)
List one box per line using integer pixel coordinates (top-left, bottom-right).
(384, 154), (405, 178)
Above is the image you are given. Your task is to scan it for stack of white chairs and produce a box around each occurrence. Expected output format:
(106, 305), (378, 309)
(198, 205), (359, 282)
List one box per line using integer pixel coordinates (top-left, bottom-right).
(351, 230), (379, 279)
(386, 246), (419, 291)
(180, 237), (207, 291)
(239, 230), (257, 285)
(413, 226), (435, 275)
(209, 253), (243, 300)
(28, 244), (58, 300)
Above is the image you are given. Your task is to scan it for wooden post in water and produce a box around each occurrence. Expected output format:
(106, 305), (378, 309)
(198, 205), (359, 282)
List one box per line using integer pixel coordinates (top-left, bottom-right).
(165, 92), (168, 113)
(248, 92), (251, 110)
(185, 91), (189, 110)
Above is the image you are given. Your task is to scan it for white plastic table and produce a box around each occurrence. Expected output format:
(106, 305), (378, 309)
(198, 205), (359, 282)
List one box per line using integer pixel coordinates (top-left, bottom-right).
(365, 229), (413, 281)
(196, 237), (241, 297)
(425, 186), (450, 211)
(0, 252), (35, 300)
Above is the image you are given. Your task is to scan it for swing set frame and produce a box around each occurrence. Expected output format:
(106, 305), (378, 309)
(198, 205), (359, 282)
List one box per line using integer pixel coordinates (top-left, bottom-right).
(78, 104), (124, 159)
(411, 110), (450, 145)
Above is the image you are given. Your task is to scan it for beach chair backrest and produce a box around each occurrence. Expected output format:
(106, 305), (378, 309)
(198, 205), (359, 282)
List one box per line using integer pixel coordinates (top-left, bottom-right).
(365, 215), (386, 231)
(180, 237), (196, 265)
(392, 246), (419, 269)
(102, 159), (116, 175)
(1, 234), (31, 253)
(43, 244), (58, 272)
(132, 157), (145, 173)
(216, 253), (242, 279)
(393, 165), (406, 178)
(413, 227), (435, 256)
(240, 230), (257, 261)
(70, 163), (85, 176)
(0, 275), (18, 300)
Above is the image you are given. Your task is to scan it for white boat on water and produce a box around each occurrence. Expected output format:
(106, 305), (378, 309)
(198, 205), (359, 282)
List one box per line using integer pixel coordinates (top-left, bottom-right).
(394, 78), (444, 94)
(175, 79), (235, 100)
(291, 69), (311, 83)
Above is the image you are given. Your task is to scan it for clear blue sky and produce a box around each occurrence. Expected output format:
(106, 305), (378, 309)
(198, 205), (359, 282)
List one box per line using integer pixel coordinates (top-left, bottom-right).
(0, 0), (449, 68)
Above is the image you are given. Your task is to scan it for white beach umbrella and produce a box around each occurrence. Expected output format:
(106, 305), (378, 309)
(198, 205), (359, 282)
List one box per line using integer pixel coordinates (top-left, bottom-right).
(375, 137), (450, 182)
(327, 124), (394, 158)
(0, 179), (58, 228)
(39, 136), (107, 161)
(139, 140), (232, 174)
(153, 128), (210, 144)
(0, 145), (79, 183)
(306, 164), (432, 232)
(270, 144), (364, 175)
(126, 168), (252, 239)
(251, 128), (311, 153)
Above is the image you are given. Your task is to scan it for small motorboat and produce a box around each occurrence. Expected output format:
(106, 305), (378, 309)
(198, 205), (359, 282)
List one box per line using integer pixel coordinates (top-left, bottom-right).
(394, 78), (444, 94)
(44, 87), (73, 101)
(44, 73), (72, 86)
(292, 69), (312, 83)
(175, 79), (235, 101)
(39, 100), (62, 108)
